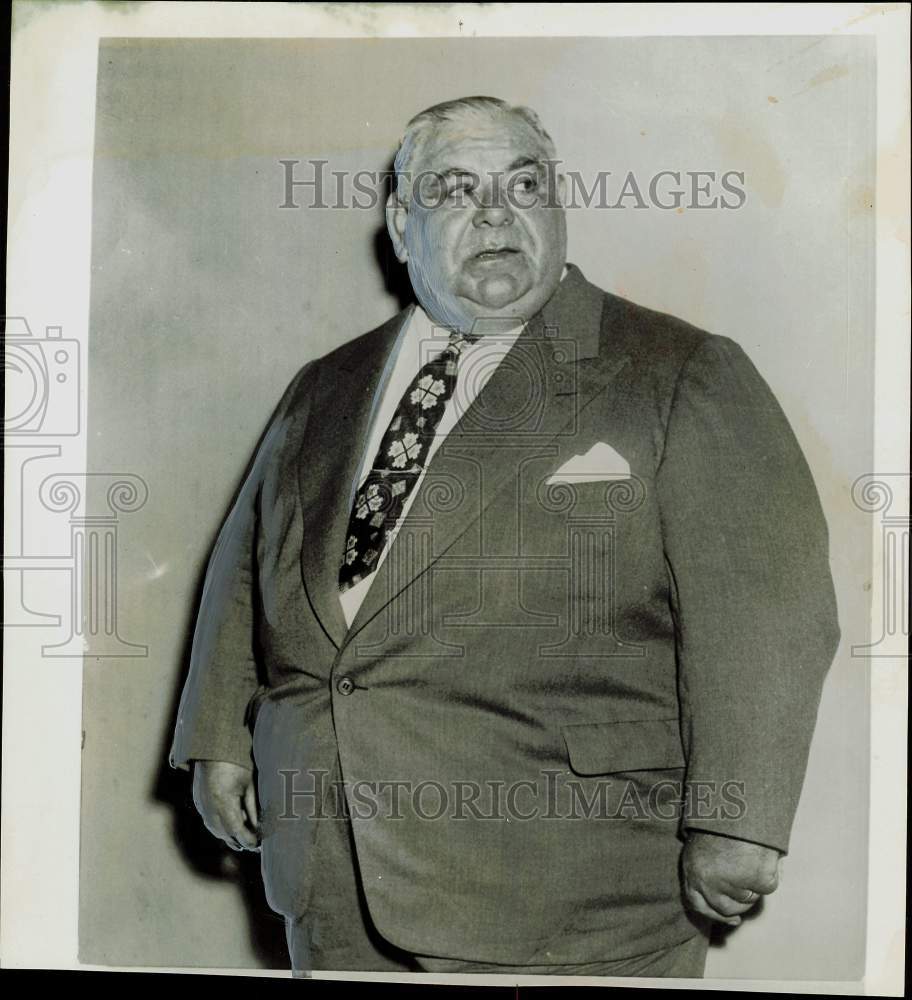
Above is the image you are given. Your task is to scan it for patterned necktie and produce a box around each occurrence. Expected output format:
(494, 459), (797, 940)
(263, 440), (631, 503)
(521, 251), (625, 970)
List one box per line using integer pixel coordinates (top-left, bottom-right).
(339, 330), (476, 592)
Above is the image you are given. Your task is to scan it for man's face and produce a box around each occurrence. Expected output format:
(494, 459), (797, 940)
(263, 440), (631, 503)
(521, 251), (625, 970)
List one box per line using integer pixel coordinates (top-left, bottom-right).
(387, 113), (567, 333)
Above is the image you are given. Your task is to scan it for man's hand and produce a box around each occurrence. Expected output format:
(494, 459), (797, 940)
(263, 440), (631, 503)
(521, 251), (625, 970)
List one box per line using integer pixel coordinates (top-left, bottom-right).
(681, 831), (781, 927)
(192, 760), (260, 852)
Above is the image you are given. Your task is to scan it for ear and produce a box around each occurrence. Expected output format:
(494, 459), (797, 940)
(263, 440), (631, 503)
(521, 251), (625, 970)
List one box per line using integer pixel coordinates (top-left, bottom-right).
(385, 191), (409, 263)
(556, 171), (566, 207)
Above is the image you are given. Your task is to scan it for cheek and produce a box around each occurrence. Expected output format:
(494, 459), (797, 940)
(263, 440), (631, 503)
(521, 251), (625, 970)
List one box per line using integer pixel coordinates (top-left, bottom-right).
(417, 215), (463, 274)
(527, 209), (565, 258)
(406, 217), (437, 275)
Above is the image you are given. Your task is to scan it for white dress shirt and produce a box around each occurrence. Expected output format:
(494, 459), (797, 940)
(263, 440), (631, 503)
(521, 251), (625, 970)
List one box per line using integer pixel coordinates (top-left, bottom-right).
(339, 305), (525, 627)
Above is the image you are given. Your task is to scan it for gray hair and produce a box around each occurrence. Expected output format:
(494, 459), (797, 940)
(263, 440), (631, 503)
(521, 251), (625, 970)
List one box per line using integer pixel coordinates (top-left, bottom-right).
(392, 96), (557, 203)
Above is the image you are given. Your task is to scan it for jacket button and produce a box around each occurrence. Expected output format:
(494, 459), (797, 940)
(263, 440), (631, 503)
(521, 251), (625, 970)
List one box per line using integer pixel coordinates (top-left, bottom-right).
(336, 676), (355, 696)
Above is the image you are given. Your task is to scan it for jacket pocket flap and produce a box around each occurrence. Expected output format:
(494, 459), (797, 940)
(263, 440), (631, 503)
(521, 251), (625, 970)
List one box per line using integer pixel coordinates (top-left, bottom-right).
(561, 718), (685, 776)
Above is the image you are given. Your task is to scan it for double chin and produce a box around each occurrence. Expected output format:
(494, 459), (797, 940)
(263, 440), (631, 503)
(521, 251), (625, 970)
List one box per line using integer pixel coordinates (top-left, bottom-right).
(408, 255), (542, 333)
(467, 271), (530, 310)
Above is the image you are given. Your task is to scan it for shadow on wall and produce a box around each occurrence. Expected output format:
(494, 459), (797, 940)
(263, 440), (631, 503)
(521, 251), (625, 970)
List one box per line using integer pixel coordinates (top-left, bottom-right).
(150, 531), (287, 968)
(151, 162), (413, 969)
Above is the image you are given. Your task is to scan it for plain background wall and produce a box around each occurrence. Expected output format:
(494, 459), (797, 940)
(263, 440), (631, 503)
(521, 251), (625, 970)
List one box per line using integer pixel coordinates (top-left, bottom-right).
(80, 36), (873, 978)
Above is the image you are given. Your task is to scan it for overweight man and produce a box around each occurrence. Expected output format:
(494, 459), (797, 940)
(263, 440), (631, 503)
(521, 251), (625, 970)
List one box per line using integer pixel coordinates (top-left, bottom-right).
(170, 96), (840, 977)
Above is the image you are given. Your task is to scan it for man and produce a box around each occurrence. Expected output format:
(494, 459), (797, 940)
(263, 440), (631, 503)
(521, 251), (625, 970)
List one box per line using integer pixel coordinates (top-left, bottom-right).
(170, 96), (840, 978)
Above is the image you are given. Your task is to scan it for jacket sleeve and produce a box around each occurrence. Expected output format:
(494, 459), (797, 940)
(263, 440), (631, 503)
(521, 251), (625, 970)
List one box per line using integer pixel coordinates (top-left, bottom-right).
(655, 335), (840, 853)
(169, 364), (312, 771)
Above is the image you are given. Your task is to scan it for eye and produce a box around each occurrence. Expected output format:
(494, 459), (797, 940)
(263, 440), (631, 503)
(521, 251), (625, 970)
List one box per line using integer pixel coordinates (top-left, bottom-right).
(510, 171), (542, 203)
(445, 177), (476, 202)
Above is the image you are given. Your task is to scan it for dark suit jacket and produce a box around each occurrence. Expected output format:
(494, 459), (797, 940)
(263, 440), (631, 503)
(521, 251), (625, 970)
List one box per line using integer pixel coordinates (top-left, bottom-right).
(171, 264), (840, 963)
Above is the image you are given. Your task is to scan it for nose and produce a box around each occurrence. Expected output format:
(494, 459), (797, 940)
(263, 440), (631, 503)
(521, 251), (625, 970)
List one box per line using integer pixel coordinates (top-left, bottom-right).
(472, 184), (514, 228)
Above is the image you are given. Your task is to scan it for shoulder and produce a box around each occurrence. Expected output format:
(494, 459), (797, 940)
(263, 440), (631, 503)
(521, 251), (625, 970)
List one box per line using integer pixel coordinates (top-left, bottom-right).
(274, 307), (409, 411)
(597, 289), (723, 366)
(590, 286), (758, 394)
(309, 308), (409, 372)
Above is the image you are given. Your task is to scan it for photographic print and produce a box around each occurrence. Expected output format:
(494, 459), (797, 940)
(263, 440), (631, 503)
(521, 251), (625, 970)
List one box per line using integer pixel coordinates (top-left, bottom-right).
(3, 3), (907, 991)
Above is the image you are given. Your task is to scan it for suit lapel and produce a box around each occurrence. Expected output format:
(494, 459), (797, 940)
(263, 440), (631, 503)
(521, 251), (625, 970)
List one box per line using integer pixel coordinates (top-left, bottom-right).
(297, 307), (412, 648)
(344, 265), (624, 644)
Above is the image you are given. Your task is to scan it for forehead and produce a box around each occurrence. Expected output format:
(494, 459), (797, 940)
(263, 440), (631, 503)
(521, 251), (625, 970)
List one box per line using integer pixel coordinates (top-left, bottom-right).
(414, 113), (550, 172)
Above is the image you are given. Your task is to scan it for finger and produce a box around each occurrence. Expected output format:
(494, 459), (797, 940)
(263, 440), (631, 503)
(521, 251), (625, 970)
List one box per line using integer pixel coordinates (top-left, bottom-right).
(191, 779), (208, 819)
(193, 781), (226, 837)
(687, 886), (741, 926)
(192, 773), (252, 851)
(751, 868), (780, 895)
(243, 781), (260, 837)
(198, 807), (230, 845)
(726, 868), (779, 898)
(685, 885), (741, 927)
(731, 886), (761, 906)
(699, 883), (754, 917)
(219, 795), (259, 850)
(707, 887), (758, 916)
(204, 818), (241, 852)
(714, 880), (764, 910)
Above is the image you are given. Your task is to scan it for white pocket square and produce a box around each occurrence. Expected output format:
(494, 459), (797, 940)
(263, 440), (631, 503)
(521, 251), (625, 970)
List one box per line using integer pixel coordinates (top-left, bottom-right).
(546, 442), (631, 484)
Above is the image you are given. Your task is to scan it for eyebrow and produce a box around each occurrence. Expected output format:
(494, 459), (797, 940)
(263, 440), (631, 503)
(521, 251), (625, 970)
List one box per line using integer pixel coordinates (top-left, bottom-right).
(506, 156), (542, 171)
(436, 157), (544, 179)
(438, 168), (477, 179)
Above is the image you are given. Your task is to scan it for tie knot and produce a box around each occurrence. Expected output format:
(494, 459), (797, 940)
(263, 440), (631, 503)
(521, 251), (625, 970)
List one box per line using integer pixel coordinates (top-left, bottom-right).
(447, 330), (479, 357)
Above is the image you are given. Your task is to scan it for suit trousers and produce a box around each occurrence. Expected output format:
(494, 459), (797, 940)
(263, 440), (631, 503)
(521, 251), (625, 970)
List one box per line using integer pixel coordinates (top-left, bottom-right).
(283, 765), (710, 979)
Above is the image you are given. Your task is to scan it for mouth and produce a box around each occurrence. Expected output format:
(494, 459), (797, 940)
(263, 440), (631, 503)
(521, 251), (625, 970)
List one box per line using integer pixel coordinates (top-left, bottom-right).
(470, 247), (523, 264)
